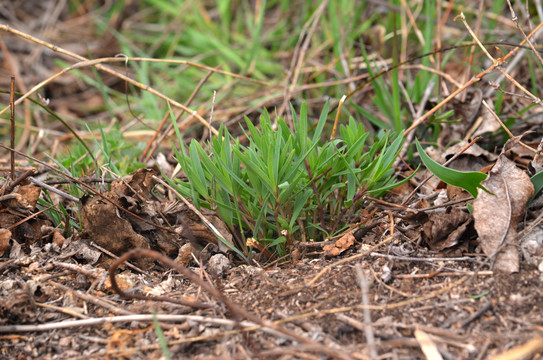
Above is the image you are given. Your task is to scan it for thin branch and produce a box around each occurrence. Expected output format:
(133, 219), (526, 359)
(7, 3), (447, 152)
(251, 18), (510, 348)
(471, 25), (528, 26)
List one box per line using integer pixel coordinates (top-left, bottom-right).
(355, 264), (377, 360)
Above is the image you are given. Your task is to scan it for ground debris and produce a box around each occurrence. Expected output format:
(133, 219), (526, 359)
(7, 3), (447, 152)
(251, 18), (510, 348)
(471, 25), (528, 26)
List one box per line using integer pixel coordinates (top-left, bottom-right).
(79, 169), (232, 269)
(474, 146), (534, 273)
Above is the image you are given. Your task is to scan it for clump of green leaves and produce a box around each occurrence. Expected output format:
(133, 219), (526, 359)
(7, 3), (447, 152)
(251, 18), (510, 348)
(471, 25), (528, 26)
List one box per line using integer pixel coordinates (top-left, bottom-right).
(172, 103), (407, 257)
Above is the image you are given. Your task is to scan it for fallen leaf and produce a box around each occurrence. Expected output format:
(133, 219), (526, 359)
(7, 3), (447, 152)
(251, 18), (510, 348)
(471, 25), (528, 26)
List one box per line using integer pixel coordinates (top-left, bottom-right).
(81, 196), (153, 269)
(104, 272), (138, 292)
(62, 240), (102, 264)
(52, 231), (65, 248)
(176, 243), (194, 267)
(0, 229), (11, 257)
(473, 154), (534, 273)
(323, 232), (355, 257)
(17, 185), (41, 210)
(422, 207), (472, 251)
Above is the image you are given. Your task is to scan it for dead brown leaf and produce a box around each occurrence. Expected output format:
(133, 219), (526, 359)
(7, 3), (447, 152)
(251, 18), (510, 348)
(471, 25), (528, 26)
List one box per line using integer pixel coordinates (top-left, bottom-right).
(0, 229), (11, 257)
(80, 168), (235, 269)
(16, 185), (41, 210)
(473, 154), (534, 273)
(422, 207), (472, 251)
(0, 183), (47, 246)
(323, 232), (355, 257)
(80, 196), (154, 269)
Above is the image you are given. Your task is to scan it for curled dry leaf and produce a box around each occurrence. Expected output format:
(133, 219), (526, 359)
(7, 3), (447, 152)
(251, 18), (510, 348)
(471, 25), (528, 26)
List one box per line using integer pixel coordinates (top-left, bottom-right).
(422, 207), (472, 251)
(103, 272), (138, 293)
(80, 168), (235, 269)
(81, 196), (153, 269)
(0, 229), (11, 257)
(175, 243), (194, 267)
(473, 155), (534, 273)
(51, 231), (65, 248)
(16, 185), (41, 210)
(0, 184), (47, 245)
(207, 253), (231, 278)
(323, 232), (355, 257)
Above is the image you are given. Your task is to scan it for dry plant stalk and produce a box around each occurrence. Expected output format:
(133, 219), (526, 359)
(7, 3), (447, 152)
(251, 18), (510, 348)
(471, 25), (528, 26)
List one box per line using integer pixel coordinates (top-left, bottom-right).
(0, 25), (267, 137)
(404, 17), (543, 135)
(9, 76), (15, 180)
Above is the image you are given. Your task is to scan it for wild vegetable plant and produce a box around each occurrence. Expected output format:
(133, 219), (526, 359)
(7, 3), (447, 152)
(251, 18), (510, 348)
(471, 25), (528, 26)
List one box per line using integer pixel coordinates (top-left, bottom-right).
(171, 103), (409, 257)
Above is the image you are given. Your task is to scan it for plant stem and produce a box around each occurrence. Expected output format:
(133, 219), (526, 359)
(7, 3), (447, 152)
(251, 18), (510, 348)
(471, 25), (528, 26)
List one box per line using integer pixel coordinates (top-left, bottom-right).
(305, 159), (326, 231)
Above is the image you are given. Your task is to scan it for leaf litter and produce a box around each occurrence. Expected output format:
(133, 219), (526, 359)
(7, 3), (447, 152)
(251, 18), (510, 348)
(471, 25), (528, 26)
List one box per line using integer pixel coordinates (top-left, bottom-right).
(473, 139), (535, 273)
(0, 1), (543, 360)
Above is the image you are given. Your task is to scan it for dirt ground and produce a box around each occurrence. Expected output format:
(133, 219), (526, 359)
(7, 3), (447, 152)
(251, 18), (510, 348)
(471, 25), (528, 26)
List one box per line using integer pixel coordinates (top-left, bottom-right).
(0, 228), (542, 359)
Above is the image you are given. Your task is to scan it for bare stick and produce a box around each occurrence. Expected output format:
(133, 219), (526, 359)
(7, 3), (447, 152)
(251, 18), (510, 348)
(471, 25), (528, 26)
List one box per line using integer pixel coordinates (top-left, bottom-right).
(9, 76), (15, 180)
(458, 12), (542, 105)
(152, 175), (231, 249)
(506, 0), (543, 67)
(370, 253), (480, 263)
(355, 264), (377, 360)
(330, 95), (346, 140)
(0, 314), (262, 333)
(0, 56), (219, 136)
(142, 68), (216, 163)
(481, 100), (535, 154)
(28, 176), (79, 202)
(0, 144), (173, 234)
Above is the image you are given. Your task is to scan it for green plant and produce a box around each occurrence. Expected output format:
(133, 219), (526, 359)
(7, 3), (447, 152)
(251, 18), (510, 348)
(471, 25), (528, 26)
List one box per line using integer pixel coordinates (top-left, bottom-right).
(152, 311), (171, 360)
(415, 138), (488, 198)
(530, 171), (543, 201)
(171, 102), (412, 257)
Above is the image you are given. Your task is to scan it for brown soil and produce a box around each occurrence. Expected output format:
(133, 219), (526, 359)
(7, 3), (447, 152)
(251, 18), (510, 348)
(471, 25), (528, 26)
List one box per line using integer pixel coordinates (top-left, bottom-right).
(1, 215), (542, 359)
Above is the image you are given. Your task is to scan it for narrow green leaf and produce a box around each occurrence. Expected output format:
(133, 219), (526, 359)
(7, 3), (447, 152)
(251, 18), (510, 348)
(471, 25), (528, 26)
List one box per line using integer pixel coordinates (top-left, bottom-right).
(530, 171), (543, 199)
(196, 144), (232, 192)
(374, 131), (403, 179)
(415, 139), (488, 198)
(152, 311), (171, 360)
(367, 165), (419, 195)
(312, 101), (329, 144)
(189, 141), (209, 197)
(234, 148), (274, 193)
